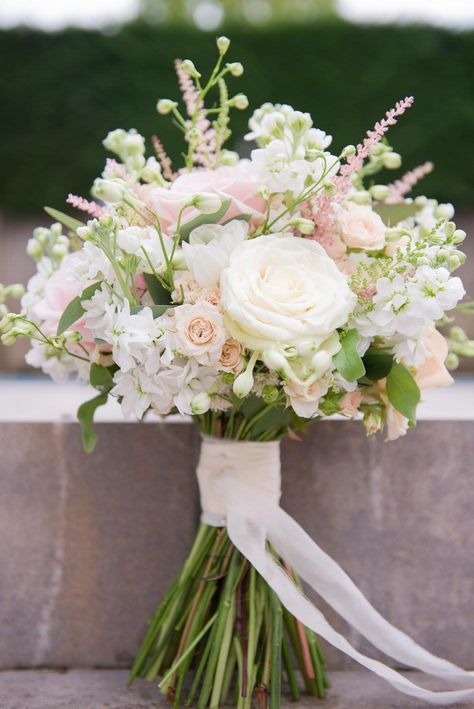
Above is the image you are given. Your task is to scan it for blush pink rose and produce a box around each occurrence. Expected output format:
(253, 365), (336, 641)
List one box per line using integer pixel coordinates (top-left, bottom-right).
(33, 253), (95, 347)
(337, 203), (386, 251)
(148, 162), (266, 231)
(415, 328), (454, 390)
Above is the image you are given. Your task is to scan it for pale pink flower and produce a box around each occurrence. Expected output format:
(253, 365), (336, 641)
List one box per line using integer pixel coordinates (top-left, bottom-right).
(340, 390), (362, 417)
(415, 328), (453, 390)
(386, 162), (434, 204)
(218, 339), (244, 374)
(67, 194), (104, 218)
(337, 203), (386, 251)
(173, 302), (226, 365)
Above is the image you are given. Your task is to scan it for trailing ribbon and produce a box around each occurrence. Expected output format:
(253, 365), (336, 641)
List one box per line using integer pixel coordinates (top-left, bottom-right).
(196, 436), (474, 705)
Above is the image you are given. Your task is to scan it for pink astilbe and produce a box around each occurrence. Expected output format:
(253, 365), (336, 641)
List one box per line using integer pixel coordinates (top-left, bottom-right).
(152, 135), (175, 181)
(310, 96), (414, 237)
(175, 59), (216, 168)
(385, 161), (434, 203)
(67, 194), (104, 218)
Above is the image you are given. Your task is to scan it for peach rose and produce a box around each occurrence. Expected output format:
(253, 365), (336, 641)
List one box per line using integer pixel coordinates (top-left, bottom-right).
(218, 339), (244, 374)
(415, 328), (453, 390)
(174, 302), (226, 365)
(340, 390), (362, 417)
(337, 203), (386, 251)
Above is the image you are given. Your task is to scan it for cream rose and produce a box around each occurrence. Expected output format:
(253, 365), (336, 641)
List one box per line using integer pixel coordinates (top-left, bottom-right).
(337, 203), (386, 251)
(415, 328), (453, 390)
(173, 302), (226, 366)
(219, 339), (244, 374)
(220, 235), (356, 351)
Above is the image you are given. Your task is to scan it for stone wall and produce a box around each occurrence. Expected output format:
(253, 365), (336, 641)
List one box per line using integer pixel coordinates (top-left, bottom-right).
(1, 420), (473, 671)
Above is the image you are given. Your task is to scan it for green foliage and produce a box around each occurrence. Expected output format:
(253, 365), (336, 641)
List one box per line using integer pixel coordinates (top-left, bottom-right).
(56, 281), (102, 335)
(1, 23), (473, 215)
(179, 200), (231, 241)
(44, 206), (84, 231)
(373, 202), (422, 226)
(386, 362), (420, 424)
(77, 392), (108, 452)
(362, 348), (394, 381)
(333, 329), (365, 381)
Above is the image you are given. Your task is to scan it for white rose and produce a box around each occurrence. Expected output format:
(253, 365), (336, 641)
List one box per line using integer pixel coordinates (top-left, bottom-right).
(337, 203), (386, 251)
(220, 235), (356, 351)
(182, 220), (248, 288)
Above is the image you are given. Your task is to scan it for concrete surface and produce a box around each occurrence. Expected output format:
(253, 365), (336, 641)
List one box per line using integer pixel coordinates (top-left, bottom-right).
(0, 421), (473, 673)
(0, 669), (473, 708)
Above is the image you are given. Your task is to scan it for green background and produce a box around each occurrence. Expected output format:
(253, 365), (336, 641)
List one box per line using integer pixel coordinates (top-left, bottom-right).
(1, 21), (473, 214)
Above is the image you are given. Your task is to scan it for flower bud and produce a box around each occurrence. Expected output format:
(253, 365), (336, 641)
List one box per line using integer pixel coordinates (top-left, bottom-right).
(448, 254), (462, 270)
(452, 229), (466, 245)
(289, 218), (315, 235)
(181, 59), (201, 78)
(217, 36), (230, 54)
(262, 349), (290, 375)
(156, 98), (178, 115)
(99, 214), (114, 229)
(370, 184), (390, 201)
(349, 190), (371, 205)
(191, 391), (211, 415)
(220, 150), (239, 166)
(445, 352), (459, 370)
(141, 157), (163, 184)
(226, 62), (243, 77)
(52, 244), (68, 259)
(311, 350), (332, 378)
(191, 193), (221, 214)
(26, 238), (42, 260)
(0, 316), (13, 333)
(434, 203), (454, 220)
(232, 94), (249, 110)
(233, 369), (254, 398)
(262, 385), (279, 404)
(1, 331), (16, 346)
(449, 326), (467, 343)
(340, 144), (356, 159)
(62, 330), (82, 344)
(6, 283), (25, 299)
(383, 152), (402, 169)
(92, 179), (124, 204)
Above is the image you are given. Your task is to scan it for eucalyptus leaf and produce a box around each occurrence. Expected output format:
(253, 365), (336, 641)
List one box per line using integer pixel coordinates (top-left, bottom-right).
(333, 329), (366, 382)
(362, 349), (394, 381)
(143, 272), (172, 305)
(44, 206), (84, 232)
(56, 281), (102, 336)
(90, 363), (115, 393)
(77, 392), (108, 453)
(179, 200), (231, 242)
(386, 362), (420, 424)
(373, 202), (422, 226)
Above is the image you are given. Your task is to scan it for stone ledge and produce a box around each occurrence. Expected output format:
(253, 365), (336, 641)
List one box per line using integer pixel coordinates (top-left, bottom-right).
(1, 669), (473, 709)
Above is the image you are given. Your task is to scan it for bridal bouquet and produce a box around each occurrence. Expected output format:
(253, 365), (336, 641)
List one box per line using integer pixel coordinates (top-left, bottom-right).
(3, 36), (474, 707)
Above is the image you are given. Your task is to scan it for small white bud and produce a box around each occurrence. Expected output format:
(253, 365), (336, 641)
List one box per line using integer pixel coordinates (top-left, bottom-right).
(434, 202), (454, 220)
(156, 98), (178, 115)
(290, 218), (315, 235)
(92, 179), (124, 204)
(220, 150), (239, 166)
(262, 349), (290, 374)
(370, 184), (390, 201)
(26, 238), (42, 259)
(452, 229), (466, 245)
(341, 144), (356, 159)
(348, 190), (371, 205)
(445, 352), (459, 370)
(226, 62), (243, 77)
(311, 350), (332, 378)
(1, 331), (16, 346)
(191, 392), (211, 415)
(191, 193), (221, 214)
(233, 369), (254, 398)
(181, 59), (201, 78)
(217, 36), (230, 54)
(52, 244), (68, 259)
(6, 283), (25, 299)
(232, 93), (249, 110)
(383, 152), (402, 169)
(141, 157), (163, 184)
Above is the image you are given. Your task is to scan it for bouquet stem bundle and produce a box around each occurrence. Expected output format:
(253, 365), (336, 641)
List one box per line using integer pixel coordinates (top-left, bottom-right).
(129, 524), (329, 707)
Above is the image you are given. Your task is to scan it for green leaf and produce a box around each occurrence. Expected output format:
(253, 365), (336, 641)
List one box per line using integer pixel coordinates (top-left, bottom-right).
(130, 304), (175, 318)
(386, 362), (420, 424)
(143, 272), (172, 305)
(362, 349), (394, 381)
(77, 392), (108, 453)
(89, 363), (115, 393)
(373, 202), (422, 226)
(179, 199), (231, 242)
(44, 206), (84, 232)
(56, 281), (102, 336)
(333, 329), (366, 382)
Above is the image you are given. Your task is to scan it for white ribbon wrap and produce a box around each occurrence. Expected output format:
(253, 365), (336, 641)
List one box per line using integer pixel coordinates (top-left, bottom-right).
(196, 436), (474, 705)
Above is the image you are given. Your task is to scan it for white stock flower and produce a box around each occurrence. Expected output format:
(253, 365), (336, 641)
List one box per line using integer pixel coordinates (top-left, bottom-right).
(220, 235), (356, 352)
(102, 302), (160, 372)
(407, 266), (464, 320)
(182, 220), (248, 288)
(117, 226), (174, 273)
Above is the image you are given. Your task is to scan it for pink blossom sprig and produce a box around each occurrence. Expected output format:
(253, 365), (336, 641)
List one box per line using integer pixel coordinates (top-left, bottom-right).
(67, 194), (104, 218)
(311, 97), (414, 237)
(385, 161), (434, 203)
(335, 96), (415, 195)
(152, 135), (175, 181)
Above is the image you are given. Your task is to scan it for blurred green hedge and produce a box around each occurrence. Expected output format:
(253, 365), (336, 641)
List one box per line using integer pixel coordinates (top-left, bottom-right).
(0, 22), (473, 215)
